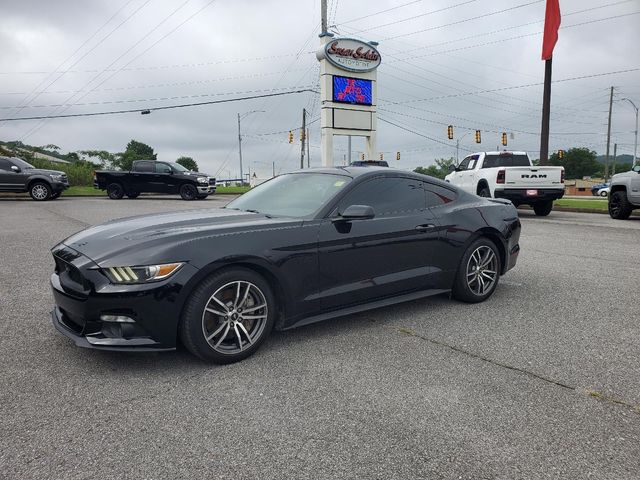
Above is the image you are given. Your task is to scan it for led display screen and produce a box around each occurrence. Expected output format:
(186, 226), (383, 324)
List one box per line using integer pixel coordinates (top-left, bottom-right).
(332, 76), (372, 105)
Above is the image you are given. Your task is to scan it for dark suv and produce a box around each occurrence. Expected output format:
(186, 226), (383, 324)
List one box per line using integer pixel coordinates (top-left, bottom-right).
(0, 156), (69, 201)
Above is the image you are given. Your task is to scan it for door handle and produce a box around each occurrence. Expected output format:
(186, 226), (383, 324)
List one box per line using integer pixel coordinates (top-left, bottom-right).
(415, 224), (436, 231)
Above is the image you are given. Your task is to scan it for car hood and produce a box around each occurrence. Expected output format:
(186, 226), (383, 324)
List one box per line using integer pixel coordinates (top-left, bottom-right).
(60, 208), (299, 266)
(183, 171), (214, 178)
(27, 168), (65, 176)
(611, 171), (637, 182)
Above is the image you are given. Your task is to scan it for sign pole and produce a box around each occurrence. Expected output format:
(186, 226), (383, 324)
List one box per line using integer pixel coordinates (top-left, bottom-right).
(539, 58), (552, 166)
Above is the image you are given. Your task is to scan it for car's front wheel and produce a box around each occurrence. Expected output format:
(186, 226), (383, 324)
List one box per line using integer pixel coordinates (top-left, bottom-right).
(179, 268), (275, 363)
(453, 238), (501, 303)
(180, 183), (198, 200)
(29, 182), (52, 201)
(609, 191), (632, 220)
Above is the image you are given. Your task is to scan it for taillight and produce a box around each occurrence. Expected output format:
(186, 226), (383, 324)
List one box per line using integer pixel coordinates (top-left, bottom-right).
(561, 169), (565, 183)
(496, 169), (505, 184)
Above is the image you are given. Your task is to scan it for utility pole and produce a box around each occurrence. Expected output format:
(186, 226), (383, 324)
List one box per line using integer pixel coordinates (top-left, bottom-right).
(604, 86), (614, 181)
(300, 108), (306, 169)
(321, 0), (327, 34)
(237, 113), (243, 185)
(456, 139), (459, 163)
(272, 161), (275, 177)
(348, 136), (352, 164)
(307, 128), (310, 167)
(622, 98), (638, 168)
(612, 143), (617, 176)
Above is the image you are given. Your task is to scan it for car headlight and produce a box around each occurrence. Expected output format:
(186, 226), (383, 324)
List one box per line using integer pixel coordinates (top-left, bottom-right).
(103, 263), (184, 284)
(50, 174), (63, 181)
(197, 176), (208, 184)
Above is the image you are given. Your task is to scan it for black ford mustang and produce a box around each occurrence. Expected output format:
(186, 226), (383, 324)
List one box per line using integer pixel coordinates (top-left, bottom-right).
(50, 167), (521, 363)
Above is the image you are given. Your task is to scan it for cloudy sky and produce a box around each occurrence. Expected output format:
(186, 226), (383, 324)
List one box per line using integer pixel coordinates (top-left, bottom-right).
(0, 0), (638, 178)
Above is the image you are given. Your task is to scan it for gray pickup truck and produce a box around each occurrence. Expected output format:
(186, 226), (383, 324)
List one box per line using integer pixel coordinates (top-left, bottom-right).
(0, 156), (69, 201)
(608, 165), (640, 219)
(94, 160), (216, 200)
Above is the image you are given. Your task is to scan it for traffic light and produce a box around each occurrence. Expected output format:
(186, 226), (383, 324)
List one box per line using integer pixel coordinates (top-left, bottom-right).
(300, 129), (305, 141)
(361, 153), (365, 160)
(447, 125), (454, 140)
(475, 130), (481, 143)
(288, 131), (293, 143)
(380, 153), (384, 161)
(558, 149), (564, 159)
(501, 132), (507, 146)
(396, 151), (401, 161)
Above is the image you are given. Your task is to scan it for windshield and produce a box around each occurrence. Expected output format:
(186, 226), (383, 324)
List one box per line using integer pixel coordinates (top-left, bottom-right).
(168, 162), (190, 172)
(482, 154), (530, 168)
(226, 173), (352, 218)
(12, 158), (35, 170)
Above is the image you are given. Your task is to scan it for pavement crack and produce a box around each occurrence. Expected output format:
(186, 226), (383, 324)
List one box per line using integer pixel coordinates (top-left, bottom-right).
(396, 326), (574, 389)
(39, 205), (92, 228)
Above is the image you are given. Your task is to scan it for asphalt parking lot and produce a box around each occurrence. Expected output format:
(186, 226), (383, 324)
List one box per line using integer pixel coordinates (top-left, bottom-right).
(1, 195), (639, 479)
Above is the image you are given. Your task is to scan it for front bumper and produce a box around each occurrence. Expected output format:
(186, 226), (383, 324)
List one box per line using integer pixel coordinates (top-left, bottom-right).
(50, 245), (198, 351)
(52, 180), (70, 192)
(197, 185), (216, 194)
(494, 188), (564, 205)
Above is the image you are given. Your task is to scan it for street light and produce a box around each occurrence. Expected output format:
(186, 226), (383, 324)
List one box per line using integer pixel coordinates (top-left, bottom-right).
(456, 131), (473, 162)
(621, 98), (638, 168)
(237, 110), (264, 185)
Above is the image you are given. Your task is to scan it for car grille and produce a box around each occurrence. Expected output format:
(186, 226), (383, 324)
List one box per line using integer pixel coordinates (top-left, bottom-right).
(209, 178), (216, 186)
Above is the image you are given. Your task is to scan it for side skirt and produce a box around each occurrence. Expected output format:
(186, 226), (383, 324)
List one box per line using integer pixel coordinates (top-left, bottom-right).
(282, 288), (451, 331)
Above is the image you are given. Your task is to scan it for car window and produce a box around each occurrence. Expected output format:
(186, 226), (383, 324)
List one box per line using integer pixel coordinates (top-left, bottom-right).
(0, 158), (13, 171)
(155, 163), (172, 174)
(458, 157), (471, 170)
(336, 177), (426, 217)
(482, 154), (530, 168)
(425, 184), (457, 207)
(133, 161), (153, 172)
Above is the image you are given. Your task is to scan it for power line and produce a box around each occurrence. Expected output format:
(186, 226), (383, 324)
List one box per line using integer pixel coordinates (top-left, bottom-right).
(378, 117), (455, 148)
(0, 89), (316, 122)
(339, 0), (425, 25)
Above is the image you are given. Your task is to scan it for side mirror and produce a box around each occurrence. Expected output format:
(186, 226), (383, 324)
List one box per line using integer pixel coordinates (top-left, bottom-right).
(333, 204), (375, 222)
(10, 165), (20, 173)
(448, 164), (457, 173)
(633, 165), (640, 173)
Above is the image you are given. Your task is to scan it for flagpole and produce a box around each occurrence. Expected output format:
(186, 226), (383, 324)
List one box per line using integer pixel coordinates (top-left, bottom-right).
(539, 57), (552, 166)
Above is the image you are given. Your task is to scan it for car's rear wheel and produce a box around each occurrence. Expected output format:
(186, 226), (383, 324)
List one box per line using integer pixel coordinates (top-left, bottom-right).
(533, 201), (553, 216)
(478, 186), (491, 198)
(179, 268), (275, 363)
(453, 238), (501, 303)
(107, 183), (124, 199)
(608, 191), (632, 220)
(126, 192), (140, 199)
(599, 190), (608, 197)
(180, 183), (198, 200)
(29, 182), (52, 201)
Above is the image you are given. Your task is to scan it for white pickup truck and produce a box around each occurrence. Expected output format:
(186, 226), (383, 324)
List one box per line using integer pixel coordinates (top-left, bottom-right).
(445, 151), (565, 216)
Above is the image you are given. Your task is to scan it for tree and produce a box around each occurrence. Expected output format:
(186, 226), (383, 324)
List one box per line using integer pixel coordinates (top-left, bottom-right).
(113, 139), (156, 170)
(78, 150), (118, 168)
(176, 156), (198, 171)
(414, 157), (455, 180)
(549, 147), (600, 179)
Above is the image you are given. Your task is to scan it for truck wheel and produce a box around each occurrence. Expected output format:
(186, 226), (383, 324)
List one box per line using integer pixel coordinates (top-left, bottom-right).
(126, 192), (140, 199)
(180, 184), (198, 200)
(478, 186), (491, 198)
(608, 191), (632, 220)
(533, 201), (553, 216)
(107, 183), (124, 199)
(29, 182), (52, 201)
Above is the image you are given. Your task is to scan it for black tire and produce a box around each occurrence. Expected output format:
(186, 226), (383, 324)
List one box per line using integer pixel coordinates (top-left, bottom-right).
(51, 192), (61, 199)
(107, 183), (124, 199)
(179, 268), (275, 364)
(29, 182), (52, 201)
(452, 237), (501, 303)
(196, 194), (209, 200)
(533, 201), (553, 216)
(478, 186), (491, 198)
(126, 192), (140, 199)
(608, 191), (632, 220)
(180, 183), (198, 201)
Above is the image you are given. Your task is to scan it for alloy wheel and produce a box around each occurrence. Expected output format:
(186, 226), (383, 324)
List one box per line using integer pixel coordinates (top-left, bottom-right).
(31, 184), (49, 200)
(465, 245), (498, 296)
(201, 280), (268, 355)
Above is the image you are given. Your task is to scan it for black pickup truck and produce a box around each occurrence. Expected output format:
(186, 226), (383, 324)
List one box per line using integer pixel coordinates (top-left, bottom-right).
(0, 156), (69, 201)
(94, 160), (216, 200)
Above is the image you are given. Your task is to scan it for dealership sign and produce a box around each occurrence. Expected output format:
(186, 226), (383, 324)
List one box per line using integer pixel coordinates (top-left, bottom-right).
(318, 38), (381, 73)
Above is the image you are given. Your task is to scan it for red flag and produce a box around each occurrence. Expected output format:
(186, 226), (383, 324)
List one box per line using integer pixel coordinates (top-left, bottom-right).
(542, 0), (561, 60)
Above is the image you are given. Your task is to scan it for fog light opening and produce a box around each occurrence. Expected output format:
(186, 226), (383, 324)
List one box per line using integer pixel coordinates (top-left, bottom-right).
(100, 314), (135, 323)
